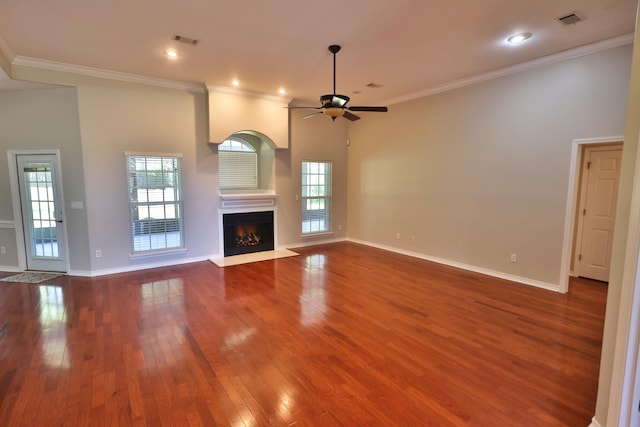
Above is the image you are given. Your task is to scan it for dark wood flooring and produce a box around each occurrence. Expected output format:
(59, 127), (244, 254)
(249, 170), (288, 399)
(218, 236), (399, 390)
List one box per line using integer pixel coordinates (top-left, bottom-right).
(0, 242), (607, 426)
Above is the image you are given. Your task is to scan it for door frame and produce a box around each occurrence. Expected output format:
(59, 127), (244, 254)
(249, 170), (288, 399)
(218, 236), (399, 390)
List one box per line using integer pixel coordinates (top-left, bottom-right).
(7, 149), (70, 272)
(560, 136), (623, 293)
(573, 143), (623, 280)
(606, 126), (640, 426)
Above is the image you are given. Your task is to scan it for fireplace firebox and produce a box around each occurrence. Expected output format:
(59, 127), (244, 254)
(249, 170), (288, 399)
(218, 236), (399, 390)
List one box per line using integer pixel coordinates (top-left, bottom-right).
(223, 211), (274, 256)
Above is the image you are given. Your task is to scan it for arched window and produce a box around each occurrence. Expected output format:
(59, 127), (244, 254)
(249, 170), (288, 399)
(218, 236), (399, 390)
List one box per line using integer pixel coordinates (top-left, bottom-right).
(219, 138), (257, 189)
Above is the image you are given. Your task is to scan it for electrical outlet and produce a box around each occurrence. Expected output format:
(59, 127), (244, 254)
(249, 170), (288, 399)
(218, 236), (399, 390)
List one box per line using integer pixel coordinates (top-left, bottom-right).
(338, 224), (342, 231)
(96, 250), (102, 258)
(396, 232), (401, 240)
(411, 235), (416, 242)
(0, 246), (5, 255)
(510, 253), (518, 263)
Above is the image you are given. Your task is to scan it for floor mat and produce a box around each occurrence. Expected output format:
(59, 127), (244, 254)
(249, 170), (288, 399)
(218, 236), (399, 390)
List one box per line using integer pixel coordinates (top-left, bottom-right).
(0, 271), (64, 284)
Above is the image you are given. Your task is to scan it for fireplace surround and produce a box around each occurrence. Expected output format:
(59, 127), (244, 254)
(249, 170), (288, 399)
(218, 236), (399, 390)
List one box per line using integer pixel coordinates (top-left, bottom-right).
(217, 192), (278, 258)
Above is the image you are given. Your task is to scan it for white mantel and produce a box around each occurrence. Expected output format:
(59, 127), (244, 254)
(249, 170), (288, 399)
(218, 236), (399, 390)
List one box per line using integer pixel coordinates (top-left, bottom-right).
(219, 191), (278, 212)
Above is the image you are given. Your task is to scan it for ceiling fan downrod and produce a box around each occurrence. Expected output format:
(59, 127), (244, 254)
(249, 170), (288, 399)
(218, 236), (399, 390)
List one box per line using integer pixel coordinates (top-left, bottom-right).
(328, 44), (341, 95)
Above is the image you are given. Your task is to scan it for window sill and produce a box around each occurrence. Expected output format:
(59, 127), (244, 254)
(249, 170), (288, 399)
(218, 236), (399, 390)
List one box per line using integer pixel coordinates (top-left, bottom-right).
(219, 190), (277, 198)
(301, 231), (334, 238)
(130, 247), (187, 259)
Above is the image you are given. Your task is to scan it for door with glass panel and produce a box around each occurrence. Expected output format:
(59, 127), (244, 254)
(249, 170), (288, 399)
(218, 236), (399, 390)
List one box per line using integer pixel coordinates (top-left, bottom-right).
(16, 154), (68, 272)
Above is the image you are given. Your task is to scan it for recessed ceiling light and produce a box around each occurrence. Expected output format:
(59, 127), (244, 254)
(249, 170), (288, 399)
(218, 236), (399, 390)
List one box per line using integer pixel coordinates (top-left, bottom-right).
(278, 88), (286, 95)
(165, 49), (178, 59)
(507, 32), (532, 44)
(232, 80), (240, 87)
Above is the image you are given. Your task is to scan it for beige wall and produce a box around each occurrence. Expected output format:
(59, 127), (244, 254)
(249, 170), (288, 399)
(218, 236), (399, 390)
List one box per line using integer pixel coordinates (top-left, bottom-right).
(276, 108), (349, 246)
(347, 44), (632, 287)
(0, 71), (349, 274)
(0, 87), (91, 272)
(75, 83), (216, 273)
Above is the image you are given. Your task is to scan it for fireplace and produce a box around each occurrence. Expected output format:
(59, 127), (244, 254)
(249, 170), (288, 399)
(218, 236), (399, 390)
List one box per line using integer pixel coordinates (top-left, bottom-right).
(223, 211), (274, 256)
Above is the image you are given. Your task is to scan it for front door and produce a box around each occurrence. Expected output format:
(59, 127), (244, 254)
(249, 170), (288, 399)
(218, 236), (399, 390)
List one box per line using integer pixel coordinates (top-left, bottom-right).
(576, 145), (622, 282)
(15, 154), (68, 272)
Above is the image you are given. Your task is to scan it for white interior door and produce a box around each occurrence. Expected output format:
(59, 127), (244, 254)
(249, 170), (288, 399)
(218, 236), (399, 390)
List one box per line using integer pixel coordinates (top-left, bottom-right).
(15, 154), (68, 272)
(576, 146), (622, 282)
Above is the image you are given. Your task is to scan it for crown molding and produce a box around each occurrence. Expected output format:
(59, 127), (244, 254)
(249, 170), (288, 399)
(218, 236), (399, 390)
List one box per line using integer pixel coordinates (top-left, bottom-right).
(11, 56), (206, 93)
(0, 34), (15, 63)
(205, 83), (292, 103)
(5, 32), (634, 101)
(382, 33), (635, 106)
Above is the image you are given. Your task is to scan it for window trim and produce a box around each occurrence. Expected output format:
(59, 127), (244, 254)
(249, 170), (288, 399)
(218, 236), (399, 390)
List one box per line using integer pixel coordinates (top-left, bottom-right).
(301, 160), (332, 235)
(125, 152), (185, 256)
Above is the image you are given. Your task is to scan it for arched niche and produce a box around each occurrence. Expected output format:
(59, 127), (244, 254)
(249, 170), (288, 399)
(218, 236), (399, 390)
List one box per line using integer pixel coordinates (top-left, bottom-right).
(218, 130), (276, 193)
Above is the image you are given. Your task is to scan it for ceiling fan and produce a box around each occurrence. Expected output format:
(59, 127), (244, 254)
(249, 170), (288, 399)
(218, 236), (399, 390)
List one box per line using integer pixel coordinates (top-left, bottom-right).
(291, 45), (388, 121)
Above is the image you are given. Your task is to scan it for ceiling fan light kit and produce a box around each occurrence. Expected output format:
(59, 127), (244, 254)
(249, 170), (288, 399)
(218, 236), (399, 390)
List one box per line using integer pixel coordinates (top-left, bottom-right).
(290, 44), (388, 122)
(323, 107), (345, 118)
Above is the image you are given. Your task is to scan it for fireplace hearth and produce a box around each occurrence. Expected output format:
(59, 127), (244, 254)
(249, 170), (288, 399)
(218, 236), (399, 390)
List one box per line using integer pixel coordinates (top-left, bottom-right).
(223, 211), (274, 256)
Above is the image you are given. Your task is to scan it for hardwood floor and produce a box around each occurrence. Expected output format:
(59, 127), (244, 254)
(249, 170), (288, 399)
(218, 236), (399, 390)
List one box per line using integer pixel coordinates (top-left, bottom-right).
(0, 242), (607, 426)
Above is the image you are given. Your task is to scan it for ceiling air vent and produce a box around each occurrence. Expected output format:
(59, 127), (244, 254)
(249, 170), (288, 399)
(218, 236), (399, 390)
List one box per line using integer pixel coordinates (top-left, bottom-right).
(366, 82), (383, 89)
(173, 34), (199, 45)
(556, 12), (584, 26)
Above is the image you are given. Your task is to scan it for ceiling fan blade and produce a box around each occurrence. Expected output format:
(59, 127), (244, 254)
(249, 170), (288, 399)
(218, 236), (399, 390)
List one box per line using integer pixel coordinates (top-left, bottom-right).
(302, 112), (323, 120)
(347, 106), (388, 112)
(343, 111), (361, 121)
(287, 106), (321, 110)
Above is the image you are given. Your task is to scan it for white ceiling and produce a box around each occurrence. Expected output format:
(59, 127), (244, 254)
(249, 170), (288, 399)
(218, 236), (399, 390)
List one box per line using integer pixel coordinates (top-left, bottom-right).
(0, 0), (637, 105)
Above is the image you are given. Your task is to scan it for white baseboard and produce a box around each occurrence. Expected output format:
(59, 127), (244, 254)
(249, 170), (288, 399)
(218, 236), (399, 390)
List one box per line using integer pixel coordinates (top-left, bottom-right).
(68, 255), (213, 277)
(589, 416), (602, 427)
(48, 236), (561, 293)
(284, 237), (348, 249)
(0, 265), (21, 273)
(64, 239), (347, 277)
(347, 238), (560, 292)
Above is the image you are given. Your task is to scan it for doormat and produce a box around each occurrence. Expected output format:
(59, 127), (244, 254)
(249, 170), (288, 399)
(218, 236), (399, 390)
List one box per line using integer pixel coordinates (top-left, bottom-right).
(0, 271), (64, 284)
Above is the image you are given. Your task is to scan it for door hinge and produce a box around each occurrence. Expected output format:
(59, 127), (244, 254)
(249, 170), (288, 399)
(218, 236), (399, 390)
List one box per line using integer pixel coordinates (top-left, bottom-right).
(578, 254), (582, 261)
(583, 209), (586, 216)
(587, 161), (592, 169)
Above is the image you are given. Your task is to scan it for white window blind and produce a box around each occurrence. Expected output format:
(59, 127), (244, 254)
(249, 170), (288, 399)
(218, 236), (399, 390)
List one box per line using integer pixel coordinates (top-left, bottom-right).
(219, 139), (257, 189)
(126, 154), (184, 254)
(301, 161), (332, 234)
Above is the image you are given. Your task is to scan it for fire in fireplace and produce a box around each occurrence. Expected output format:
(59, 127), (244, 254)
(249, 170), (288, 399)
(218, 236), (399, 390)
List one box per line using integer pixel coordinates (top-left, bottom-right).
(223, 211), (274, 256)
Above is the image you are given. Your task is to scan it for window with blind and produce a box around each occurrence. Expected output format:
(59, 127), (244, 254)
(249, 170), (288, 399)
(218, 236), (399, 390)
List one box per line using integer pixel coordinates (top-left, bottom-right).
(301, 161), (332, 234)
(219, 139), (257, 189)
(126, 153), (184, 254)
